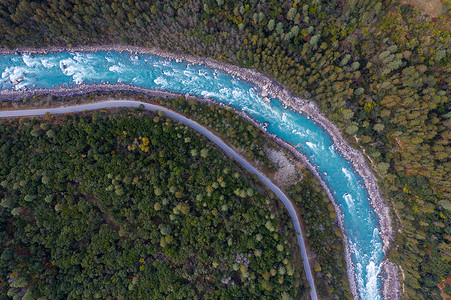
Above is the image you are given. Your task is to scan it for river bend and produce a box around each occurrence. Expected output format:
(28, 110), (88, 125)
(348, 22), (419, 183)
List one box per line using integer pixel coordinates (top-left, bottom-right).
(0, 51), (387, 299)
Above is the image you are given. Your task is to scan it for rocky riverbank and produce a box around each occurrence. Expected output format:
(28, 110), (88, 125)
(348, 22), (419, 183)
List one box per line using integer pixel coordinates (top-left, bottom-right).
(0, 45), (398, 299)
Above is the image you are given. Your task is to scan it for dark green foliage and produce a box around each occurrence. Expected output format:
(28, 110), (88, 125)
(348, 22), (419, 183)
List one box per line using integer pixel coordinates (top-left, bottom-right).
(4, 92), (355, 298)
(157, 96), (353, 298)
(0, 0), (449, 297)
(155, 96), (277, 172)
(287, 172), (353, 299)
(0, 110), (307, 298)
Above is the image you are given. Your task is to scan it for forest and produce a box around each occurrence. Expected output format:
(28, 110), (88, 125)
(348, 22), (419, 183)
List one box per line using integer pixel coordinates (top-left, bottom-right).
(0, 100), (351, 299)
(0, 108), (309, 299)
(3, 92), (352, 299)
(0, 0), (449, 298)
(149, 94), (353, 298)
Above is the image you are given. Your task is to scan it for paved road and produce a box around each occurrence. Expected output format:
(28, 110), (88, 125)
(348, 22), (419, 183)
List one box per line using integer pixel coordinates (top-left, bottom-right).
(0, 100), (318, 300)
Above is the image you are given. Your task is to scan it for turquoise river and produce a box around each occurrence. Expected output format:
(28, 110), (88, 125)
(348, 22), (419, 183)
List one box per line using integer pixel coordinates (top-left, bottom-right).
(0, 51), (384, 299)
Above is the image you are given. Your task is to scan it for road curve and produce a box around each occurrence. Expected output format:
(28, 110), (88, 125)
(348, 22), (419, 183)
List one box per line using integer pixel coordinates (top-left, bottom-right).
(0, 100), (318, 300)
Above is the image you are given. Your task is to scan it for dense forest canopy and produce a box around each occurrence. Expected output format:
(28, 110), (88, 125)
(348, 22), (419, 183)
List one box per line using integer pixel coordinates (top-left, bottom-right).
(2, 93), (354, 298)
(1, 109), (310, 299)
(0, 0), (449, 298)
(0, 100), (353, 299)
(149, 95), (353, 299)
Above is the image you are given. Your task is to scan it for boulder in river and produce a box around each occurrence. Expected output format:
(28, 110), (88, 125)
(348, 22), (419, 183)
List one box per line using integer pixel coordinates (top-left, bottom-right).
(11, 77), (23, 85)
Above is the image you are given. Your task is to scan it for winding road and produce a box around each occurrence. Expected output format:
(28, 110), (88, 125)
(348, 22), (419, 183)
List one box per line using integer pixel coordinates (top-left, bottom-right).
(0, 100), (318, 300)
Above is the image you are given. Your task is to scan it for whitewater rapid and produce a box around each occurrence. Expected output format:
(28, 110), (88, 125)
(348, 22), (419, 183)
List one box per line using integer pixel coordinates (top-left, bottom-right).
(0, 50), (390, 299)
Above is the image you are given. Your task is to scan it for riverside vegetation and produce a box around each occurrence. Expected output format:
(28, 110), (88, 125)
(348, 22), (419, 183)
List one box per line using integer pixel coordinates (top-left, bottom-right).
(150, 94), (352, 298)
(0, 108), (306, 299)
(0, 95), (351, 299)
(0, 0), (449, 298)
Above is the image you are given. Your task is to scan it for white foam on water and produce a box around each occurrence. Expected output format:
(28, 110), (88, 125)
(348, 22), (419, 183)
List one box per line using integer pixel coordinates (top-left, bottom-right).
(163, 70), (175, 77)
(352, 243), (372, 300)
(200, 90), (223, 100)
(244, 87), (259, 102)
(183, 70), (195, 78)
(0, 66), (30, 89)
(293, 127), (316, 141)
(281, 113), (288, 122)
(160, 60), (171, 67)
(257, 106), (280, 122)
(41, 57), (57, 68)
(305, 129), (311, 135)
(73, 52), (86, 63)
(356, 262), (365, 298)
(153, 76), (168, 87)
(15, 80), (31, 90)
(2, 66), (27, 83)
(105, 57), (114, 63)
(108, 64), (126, 73)
(306, 141), (318, 153)
(343, 193), (355, 211)
(60, 59), (76, 78)
(74, 52), (97, 64)
(372, 227), (381, 242)
(363, 237), (382, 300)
(363, 259), (381, 300)
(219, 88), (231, 98)
(174, 69), (197, 85)
(350, 223), (383, 300)
(242, 106), (264, 119)
(151, 62), (161, 68)
(328, 145), (338, 157)
(198, 70), (210, 78)
(292, 129), (306, 138)
(342, 167), (353, 182)
(1, 67), (13, 80)
(22, 54), (40, 67)
(248, 87), (258, 98)
(177, 79), (189, 86)
(231, 89), (244, 100)
(308, 139), (324, 153)
(59, 58), (94, 84)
